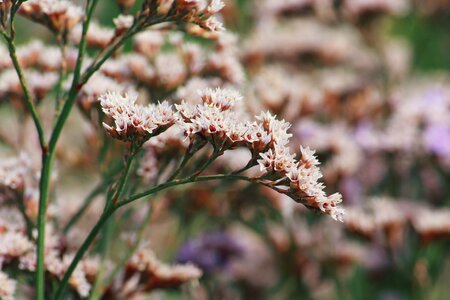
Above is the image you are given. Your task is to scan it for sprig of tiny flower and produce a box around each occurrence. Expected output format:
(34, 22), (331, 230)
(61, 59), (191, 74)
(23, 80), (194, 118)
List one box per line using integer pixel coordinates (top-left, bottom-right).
(141, 0), (225, 38)
(19, 0), (84, 34)
(99, 88), (344, 221)
(100, 91), (176, 146)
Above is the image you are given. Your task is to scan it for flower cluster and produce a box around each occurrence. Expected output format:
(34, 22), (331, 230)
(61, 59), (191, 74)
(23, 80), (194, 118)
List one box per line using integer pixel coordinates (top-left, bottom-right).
(0, 153), (29, 193)
(256, 0), (410, 22)
(100, 91), (176, 145)
(70, 22), (116, 49)
(19, 0), (84, 33)
(0, 69), (58, 102)
(100, 87), (344, 221)
(176, 87), (248, 147)
(345, 198), (450, 244)
(17, 238), (94, 297)
(258, 134), (344, 221)
(6, 0), (450, 298)
(147, 0), (226, 38)
(0, 271), (16, 300)
(124, 248), (202, 291)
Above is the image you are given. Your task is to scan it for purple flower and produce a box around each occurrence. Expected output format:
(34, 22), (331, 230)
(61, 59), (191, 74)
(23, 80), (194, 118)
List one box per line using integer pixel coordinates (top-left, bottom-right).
(423, 123), (450, 157)
(176, 231), (243, 273)
(339, 176), (363, 205)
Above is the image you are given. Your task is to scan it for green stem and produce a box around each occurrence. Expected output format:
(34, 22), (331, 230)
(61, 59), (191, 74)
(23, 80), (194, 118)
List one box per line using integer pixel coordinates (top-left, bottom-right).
(78, 24), (141, 86)
(63, 182), (106, 234)
(16, 192), (33, 239)
(48, 0), (99, 152)
(98, 203), (153, 298)
(111, 147), (137, 206)
(36, 151), (55, 300)
(167, 139), (207, 181)
(168, 150), (195, 181)
(82, 150), (136, 298)
(36, 2), (99, 299)
(190, 149), (223, 179)
(118, 174), (250, 208)
(1, 34), (46, 148)
(54, 36), (68, 120)
(54, 174), (251, 299)
(87, 216), (114, 300)
(78, 15), (169, 88)
(3, 4), (48, 299)
(54, 205), (116, 300)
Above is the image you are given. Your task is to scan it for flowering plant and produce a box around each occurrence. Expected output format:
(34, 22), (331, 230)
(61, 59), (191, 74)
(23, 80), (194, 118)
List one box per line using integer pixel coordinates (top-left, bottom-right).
(0, 1), (344, 299)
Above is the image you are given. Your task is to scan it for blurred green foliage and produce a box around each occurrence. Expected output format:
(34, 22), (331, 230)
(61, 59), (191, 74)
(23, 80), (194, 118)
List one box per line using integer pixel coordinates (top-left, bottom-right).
(390, 12), (450, 71)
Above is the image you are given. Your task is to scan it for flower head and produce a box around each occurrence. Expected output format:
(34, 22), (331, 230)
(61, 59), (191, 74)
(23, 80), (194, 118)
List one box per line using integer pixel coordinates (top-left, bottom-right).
(0, 271), (16, 300)
(100, 92), (176, 145)
(176, 230), (243, 273)
(19, 0), (84, 33)
(126, 247), (203, 291)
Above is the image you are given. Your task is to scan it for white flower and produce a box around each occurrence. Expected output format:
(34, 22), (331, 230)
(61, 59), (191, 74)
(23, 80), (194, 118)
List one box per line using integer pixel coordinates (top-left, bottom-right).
(134, 30), (165, 57)
(0, 272), (16, 300)
(100, 92), (176, 143)
(70, 22), (114, 48)
(128, 247), (202, 288)
(203, 16), (225, 32)
(114, 14), (134, 31)
(19, 0), (84, 31)
(258, 149), (275, 172)
(199, 87), (242, 111)
(0, 232), (33, 258)
(206, 0), (225, 15)
(299, 146), (320, 167)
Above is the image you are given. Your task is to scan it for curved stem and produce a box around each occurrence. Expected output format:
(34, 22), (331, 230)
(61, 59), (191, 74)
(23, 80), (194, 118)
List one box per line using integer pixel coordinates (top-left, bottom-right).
(48, 0), (99, 151)
(3, 4), (48, 299)
(96, 203), (153, 298)
(111, 148), (137, 206)
(2, 34), (46, 148)
(54, 206), (116, 300)
(190, 149), (223, 179)
(54, 174), (251, 299)
(36, 2), (99, 299)
(36, 151), (55, 300)
(167, 139), (207, 181)
(87, 216), (115, 300)
(118, 174), (250, 208)
(54, 36), (68, 120)
(168, 149), (195, 181)
(63, 182), (106, 234)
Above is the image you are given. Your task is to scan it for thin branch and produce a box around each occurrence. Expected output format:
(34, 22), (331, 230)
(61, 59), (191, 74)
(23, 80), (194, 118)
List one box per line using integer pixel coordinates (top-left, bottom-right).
(167, 139), (207, 181)
(118, 174), (251, 208)
(1, 34), (46, 148)
(63, 183), (106, 234)
(48, 0), (100, 151)
(190, 148), (224, 179)
(96, 203), (153, 298)
(54, 35), (68, 120)
(54, 204), (116, 300)
(53, 173), (251, 299)
(36, 1), (100, 299)
(111, 147), (137, 206)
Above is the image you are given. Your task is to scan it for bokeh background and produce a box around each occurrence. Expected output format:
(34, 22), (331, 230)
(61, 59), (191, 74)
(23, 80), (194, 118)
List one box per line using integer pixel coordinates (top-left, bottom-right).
(1, 0), (450, 299)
